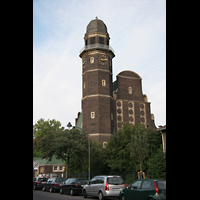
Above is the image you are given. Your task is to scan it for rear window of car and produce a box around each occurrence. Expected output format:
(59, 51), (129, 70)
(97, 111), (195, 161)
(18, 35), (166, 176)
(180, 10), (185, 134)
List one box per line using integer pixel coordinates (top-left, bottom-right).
(107, 177), (123, 185)
(38, 178), (47, 181)
(56, 177), (66, 182)
(157, 181), (166, 189)
(77, 179), (88, 184)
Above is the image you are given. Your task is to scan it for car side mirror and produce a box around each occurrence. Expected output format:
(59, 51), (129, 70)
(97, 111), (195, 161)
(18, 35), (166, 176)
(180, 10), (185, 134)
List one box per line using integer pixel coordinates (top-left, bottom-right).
(127, 186), (131, 189)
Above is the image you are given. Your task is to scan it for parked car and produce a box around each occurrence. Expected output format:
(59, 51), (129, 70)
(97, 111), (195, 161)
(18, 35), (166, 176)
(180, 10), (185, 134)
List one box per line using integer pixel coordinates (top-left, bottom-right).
(60, 178), (88, 195)
(42, 177), (66, 193)
(33, 177), (48, 190)
(83, 175), (125, 200)
(119, 179), (166, 200)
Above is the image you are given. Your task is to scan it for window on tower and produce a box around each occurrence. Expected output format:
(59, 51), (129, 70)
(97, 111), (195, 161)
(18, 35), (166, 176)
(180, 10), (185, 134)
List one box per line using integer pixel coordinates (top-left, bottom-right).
(90, 57), (94, 63)
(128, 87), (132, 94)
(90, 37), (95, 44)
(91, 112), (95, 119)
(99, 37), (104, 44)
(102, 79), (106, 86)
(107, 40), (109, 45)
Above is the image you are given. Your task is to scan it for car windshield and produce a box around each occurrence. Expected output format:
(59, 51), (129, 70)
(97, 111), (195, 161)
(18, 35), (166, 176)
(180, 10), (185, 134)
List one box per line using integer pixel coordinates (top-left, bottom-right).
(38, 178), (47, 181)
(77, 179), (88, 184)
(56, 178), (66, 183)
(157, 181), (166, 189)
(107, 177), (123, 185)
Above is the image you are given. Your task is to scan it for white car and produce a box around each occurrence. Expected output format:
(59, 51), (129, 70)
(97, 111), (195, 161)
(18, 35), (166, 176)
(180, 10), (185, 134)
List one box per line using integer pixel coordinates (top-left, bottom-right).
(83, 175), (125, 200)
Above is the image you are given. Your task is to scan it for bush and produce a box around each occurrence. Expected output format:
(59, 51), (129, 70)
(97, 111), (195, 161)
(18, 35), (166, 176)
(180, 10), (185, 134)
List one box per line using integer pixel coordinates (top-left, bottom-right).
(147, 145), (166, 179)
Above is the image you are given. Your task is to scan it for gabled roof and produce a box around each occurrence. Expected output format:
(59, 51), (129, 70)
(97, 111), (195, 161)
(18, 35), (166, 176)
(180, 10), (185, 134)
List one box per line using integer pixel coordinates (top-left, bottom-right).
(33, 156), (65, 165)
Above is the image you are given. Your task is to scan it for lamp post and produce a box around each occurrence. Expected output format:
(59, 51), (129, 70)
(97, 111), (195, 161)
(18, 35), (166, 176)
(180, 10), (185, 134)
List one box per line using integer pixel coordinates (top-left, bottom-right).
(67, 122), (90, 180)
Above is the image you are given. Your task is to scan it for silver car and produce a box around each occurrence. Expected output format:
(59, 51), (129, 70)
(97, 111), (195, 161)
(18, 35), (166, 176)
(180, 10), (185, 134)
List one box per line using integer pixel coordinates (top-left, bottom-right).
(83, 175), (125, 200)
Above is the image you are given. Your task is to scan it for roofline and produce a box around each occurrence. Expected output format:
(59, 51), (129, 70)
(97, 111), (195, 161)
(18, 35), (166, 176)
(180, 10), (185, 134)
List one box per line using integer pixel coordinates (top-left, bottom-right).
(116, 70), (142, 79)
(38, 164), (65, 166)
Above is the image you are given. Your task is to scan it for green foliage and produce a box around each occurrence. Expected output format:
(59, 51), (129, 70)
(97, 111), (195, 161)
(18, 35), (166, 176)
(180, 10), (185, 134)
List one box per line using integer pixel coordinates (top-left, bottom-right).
(130, 124), (150, 171)
(147, 145), (166, 179)
(33, 118), (64, 158)
(33, 118), (164, 179)
(40, 128), (88, 178)
(103, 123), (162, 175)
(33, 118), (64, 139)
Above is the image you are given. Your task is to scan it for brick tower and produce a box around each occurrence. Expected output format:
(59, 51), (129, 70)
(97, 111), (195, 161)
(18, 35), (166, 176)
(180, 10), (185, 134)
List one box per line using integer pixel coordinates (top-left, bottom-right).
(79, 17), (115, 143)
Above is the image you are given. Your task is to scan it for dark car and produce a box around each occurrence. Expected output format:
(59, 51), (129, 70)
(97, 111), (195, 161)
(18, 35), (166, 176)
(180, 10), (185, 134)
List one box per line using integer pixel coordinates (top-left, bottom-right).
(119, 179), (166, 200)
(33, 177), (48, 190)
(42, 177), (66, 193)
(60, 178), (88, 196)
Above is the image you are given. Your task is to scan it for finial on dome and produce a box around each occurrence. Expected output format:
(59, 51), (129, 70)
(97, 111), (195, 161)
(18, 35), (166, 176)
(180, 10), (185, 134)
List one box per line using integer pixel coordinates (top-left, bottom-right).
(96, 16), (98, 19)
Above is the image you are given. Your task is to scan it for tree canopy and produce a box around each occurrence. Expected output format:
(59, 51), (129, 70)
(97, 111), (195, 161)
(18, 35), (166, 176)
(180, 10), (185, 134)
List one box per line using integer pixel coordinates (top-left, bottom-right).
(33, 119), (165, 181)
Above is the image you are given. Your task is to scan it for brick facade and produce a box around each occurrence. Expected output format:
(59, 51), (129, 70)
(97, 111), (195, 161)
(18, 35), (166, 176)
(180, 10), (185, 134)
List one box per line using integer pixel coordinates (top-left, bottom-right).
(78, 18), (156, 144)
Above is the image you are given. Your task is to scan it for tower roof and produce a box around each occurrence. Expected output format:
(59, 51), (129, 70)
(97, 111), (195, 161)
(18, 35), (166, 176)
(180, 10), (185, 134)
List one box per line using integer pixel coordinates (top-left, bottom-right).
(117, 70), (142, 79)
(86, 17), (108, 34)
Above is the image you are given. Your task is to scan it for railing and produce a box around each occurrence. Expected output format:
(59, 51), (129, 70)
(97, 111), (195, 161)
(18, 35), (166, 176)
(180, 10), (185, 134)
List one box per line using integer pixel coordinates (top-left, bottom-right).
(80, 43), (115, 54)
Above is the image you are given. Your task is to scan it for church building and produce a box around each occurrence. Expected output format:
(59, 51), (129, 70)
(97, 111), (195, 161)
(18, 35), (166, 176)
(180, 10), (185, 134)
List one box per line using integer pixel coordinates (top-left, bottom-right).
(76, 18), (156, 144)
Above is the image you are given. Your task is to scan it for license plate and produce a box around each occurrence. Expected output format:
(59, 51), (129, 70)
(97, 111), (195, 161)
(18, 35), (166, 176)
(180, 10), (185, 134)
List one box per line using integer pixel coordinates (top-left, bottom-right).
(113, 188), (121, 191)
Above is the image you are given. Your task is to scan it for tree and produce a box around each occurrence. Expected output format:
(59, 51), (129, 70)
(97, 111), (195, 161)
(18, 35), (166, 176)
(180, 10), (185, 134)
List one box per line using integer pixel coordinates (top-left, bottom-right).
(40, 128), (88, 178)
(147, 145), (166, 179)
(130, 124), (150, 171)
(33, 118), (64, 139)
(103, 123), (137, 174)
(33, 118), (64, 157)
(103, 123), (161, 174)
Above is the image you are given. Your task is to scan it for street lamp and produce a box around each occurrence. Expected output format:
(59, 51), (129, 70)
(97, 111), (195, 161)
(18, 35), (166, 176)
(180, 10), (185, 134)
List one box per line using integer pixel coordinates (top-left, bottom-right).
(67, 122), (90, 180)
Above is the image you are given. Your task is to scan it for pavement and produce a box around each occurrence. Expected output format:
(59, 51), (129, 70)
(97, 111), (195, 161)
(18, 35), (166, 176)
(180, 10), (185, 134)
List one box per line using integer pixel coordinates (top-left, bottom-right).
(33, 190), (117, 200)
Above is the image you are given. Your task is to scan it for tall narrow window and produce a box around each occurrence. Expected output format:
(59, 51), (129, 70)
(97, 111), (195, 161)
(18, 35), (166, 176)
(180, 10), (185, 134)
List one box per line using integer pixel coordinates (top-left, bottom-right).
(90, 37), (95, 44)
(90, 57), (94, 64)
(91, 112), (95, 119)
(128, 87), (132, 94)
(102, 79), (106, 86)
(99, 37), (104, 44)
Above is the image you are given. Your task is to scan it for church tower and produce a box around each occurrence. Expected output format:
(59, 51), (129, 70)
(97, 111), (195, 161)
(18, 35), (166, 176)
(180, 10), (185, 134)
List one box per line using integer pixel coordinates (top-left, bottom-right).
(79, 17), (115, 144)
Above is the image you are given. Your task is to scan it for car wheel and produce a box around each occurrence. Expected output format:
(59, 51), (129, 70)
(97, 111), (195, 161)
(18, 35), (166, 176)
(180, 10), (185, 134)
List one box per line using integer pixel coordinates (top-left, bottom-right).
(70, 188), (74, 196)
(83, 189), (87, 198)
(60, 188), (63, 194)
(98, 191), (104, 200)
(42, 186), (46, 192)
(121, 194), (126, 200)
(49, 187), (53, 193)
(33, 185), (36, 190)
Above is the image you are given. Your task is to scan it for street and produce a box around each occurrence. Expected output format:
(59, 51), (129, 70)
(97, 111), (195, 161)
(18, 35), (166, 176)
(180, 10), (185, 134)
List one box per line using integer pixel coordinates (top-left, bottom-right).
(33, 190), (118, 200)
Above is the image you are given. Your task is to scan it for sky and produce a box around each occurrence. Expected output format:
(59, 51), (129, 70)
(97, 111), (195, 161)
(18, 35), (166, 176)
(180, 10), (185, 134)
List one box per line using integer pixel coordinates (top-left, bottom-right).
(33, 0), (166, 128)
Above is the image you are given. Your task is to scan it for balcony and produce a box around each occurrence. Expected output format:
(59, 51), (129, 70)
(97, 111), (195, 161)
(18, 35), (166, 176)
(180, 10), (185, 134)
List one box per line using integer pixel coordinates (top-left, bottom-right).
(79, 43), (115, 55)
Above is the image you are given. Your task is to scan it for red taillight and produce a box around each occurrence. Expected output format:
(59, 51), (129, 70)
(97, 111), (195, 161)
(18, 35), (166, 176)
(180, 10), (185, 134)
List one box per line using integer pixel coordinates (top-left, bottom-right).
(54, 183), (59, 186)
(105, 182), (109, 190)
(75, 183), (78, 187)
(154, 181), (159, 194)
(124, 183), (126, 188)
(36, 181), (40, 183)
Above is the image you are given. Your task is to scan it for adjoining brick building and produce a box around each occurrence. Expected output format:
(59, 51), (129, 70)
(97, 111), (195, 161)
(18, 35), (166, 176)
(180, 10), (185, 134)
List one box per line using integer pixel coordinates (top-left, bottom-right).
(76, 18), (156, 144)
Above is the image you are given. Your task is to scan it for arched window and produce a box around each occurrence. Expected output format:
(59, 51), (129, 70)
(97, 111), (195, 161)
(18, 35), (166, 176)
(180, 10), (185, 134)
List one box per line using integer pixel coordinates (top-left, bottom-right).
(102, 79), (106, 86)
(91, 112), (95, 119)
(90, 57), (94, 64)
(128, 87), (132, 94)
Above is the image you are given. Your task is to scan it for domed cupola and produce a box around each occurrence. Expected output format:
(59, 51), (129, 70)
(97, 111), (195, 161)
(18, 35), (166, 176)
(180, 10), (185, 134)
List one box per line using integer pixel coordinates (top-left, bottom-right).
(86, 17), (108, 35)
(79, 17), (114, 58)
